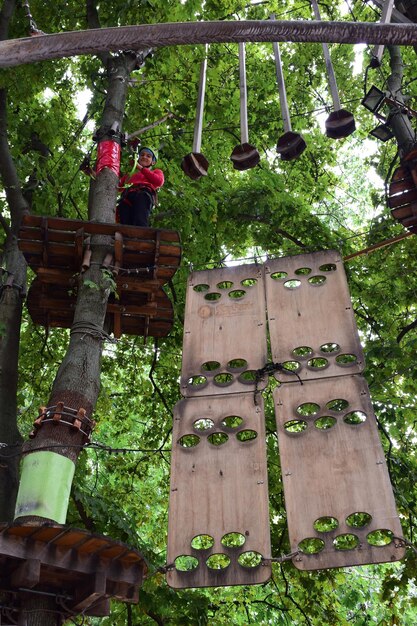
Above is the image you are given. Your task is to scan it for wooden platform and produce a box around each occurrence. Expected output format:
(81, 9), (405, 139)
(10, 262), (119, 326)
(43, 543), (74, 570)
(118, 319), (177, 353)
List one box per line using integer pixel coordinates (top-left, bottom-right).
(389, 163), (417, 232)
(18, 215), (181, 339)
(0, 522), (147, 617)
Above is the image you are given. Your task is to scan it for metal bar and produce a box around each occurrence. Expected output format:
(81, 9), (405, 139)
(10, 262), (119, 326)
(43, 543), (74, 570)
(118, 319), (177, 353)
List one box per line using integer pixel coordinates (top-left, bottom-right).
(372, 0), (395, 65)
(193, 44), (208, 153)
(2, 21), (417, 69)
(310, 0), (341, 110)
(239, 42), (249, 144)
(271, 16), (291, 133)
(370, 0), (412, 24)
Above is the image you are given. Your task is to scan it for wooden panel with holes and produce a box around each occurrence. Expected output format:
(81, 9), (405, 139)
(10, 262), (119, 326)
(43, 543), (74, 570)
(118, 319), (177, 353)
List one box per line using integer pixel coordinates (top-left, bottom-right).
(265, 251), (365, 382)
(273, 376), (404, 570)
(167, 394), (271, 588)
(180, 264), (267, 397)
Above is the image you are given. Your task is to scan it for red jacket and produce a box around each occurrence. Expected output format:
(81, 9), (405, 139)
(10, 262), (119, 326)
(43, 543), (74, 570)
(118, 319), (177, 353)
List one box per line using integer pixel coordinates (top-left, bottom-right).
(119, 166), (164, 193)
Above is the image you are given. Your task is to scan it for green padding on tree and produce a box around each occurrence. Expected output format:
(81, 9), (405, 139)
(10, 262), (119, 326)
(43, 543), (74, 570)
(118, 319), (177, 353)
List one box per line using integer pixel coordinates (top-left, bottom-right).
(15, 451), (75, 524)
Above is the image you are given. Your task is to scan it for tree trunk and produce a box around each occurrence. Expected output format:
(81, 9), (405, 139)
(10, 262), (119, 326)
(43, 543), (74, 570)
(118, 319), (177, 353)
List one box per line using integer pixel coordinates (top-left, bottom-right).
(386, 45), (417, 157)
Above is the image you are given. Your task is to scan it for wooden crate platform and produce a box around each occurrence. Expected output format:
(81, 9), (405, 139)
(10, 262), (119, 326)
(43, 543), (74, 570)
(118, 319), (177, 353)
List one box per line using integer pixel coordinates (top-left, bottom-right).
(0, 522), (147, 617)
(18, 214), (182, 285)
(389, 164), (417, 232)
(27, 277), (174, 339)
(18, 215), (181, 339)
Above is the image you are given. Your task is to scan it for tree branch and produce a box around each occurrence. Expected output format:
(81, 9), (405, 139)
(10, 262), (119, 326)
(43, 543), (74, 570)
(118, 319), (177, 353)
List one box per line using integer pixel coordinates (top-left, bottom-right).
(235, 213), (307, 248)
(397, 318), (417, 343)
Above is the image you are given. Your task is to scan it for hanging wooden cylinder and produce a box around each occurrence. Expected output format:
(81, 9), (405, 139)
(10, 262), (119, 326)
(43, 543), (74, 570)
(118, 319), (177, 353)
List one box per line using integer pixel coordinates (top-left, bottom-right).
(271, 21), (306, 161)
(310, 0), (355, 139)
(230, 43), (260, 171)
(181, 45), (209, 180)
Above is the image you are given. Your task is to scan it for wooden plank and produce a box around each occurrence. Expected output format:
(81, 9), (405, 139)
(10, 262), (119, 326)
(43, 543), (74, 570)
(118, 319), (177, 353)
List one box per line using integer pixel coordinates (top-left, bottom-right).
(71, 572), (107, 612)
(273, 376), (405, 570)
(20, 214), (180, 243)
(181, 264), (267, 397)
(388, 187), (417, 208)
(167, 394), (271, 588)
(265, 251), (365, 382)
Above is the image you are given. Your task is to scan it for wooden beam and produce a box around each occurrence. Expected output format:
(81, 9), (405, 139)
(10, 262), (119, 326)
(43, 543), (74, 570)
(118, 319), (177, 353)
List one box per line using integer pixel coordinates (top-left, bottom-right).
(11, 559), (41, 588)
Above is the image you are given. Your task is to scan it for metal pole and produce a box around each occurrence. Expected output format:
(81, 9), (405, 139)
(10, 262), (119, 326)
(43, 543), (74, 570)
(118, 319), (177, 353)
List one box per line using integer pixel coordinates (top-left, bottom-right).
(372, 0), (395, 65)
(192, 44), (208, 153)
(310, 0), (341, 111)
(271, 15), (291, 133)
(239, 42), (249, 145)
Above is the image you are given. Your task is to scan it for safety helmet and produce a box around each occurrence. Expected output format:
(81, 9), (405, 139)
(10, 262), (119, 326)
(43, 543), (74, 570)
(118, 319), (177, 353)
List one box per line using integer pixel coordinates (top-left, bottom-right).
(139, 147), (157, 164)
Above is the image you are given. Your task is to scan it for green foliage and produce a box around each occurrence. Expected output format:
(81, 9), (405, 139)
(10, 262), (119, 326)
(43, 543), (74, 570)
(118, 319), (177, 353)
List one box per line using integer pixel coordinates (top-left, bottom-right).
(3, 1), (417, 624)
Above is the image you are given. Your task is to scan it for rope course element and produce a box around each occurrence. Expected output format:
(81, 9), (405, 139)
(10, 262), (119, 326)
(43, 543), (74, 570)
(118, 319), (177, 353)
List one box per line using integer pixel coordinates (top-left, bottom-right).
(21, 0), (44, 36)
(254, 361), (303, 403)
(2, 20), (417, 68)
(70, 321), (118, 343)
(29, 402), (96, 442)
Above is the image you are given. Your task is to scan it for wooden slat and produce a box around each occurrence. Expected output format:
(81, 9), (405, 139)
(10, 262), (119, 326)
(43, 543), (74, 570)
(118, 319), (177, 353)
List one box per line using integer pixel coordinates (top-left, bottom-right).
(273, 376), (404, 570)
(181, 264), (267, 397)
(167, 394), (271, 589)
(388, 187), (417, 209)
(265, 251), (365, 382)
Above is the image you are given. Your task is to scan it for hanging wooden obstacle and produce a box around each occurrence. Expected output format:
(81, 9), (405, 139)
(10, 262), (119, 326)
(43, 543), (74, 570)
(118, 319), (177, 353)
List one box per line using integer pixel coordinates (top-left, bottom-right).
(388, 155), (417, 231)
(18, 215), (181, 339)
(0, 522), (147, 618)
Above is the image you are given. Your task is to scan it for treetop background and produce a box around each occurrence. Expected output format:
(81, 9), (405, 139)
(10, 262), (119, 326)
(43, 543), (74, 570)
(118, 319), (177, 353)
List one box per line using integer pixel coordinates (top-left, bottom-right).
(2, 0), (417, 624)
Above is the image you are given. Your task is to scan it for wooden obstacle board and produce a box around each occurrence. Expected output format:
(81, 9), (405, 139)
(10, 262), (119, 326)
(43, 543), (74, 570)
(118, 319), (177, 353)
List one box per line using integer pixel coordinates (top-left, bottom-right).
(265, 251), (365, 382)
(273, 375), (405, 570)
(27, 277), (174, 338)
(0, 522), (146, 617)
(167, 394), (271, 588)
(18, 214), (181, 285)
(180, 264), (267, 397)
(389, 164), (417, 231)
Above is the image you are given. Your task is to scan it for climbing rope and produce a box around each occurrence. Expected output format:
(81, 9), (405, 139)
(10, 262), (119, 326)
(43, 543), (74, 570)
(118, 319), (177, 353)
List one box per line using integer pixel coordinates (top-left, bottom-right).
(254, 361), (303, 404)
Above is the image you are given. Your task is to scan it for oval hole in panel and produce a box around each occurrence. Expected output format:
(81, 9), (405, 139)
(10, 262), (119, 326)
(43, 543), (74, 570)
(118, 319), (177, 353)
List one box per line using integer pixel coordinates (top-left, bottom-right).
(284, 420), (307, 434)
(298, 538), (325, 554)
(319, 263), (337, 272)
(206, 553), (231, 570)
(213, 373), (234, 386)
(344, 411), (367, 425)
(307, 357), (329, 370)
(217, 281), (233, 290)
(346, 512), (372, 529)
(320, 343), (340, 354)
(207, 432), (229, 446)
(237, 551), (263, 568)
(315, 416), (337, 430)
(193, 418), (215, 432)
(175, 555), (199, 571)
(295, 267), (311, 275)
(236, 429), (257, 442)
(193, 284), (209, 293)
(221, 532), (246, 548)
(292, 346), (313, 359)
(241, 278), (257, 287)
(297, 403), (320, 417)
(221, 415), (243, 429)
(336, 353), (358, 367)
(282, 360), (301, 374)
(229, 289), (246, 299)
(333, 534), (359, 551)
(367, 529), (393, 547)
(238, 370), (257, 384)
(284, 279), (301, 290)
(227, 358), (248, 371)
(191, 534), (215, 550)
(313, 516), (339, 533)
(178, 434), (200, 448)
(271, 271), (287, 280)
(188, 375), (207, 387)
(204, 292), (221, 301)
(201, 361), (221, 372)
(308, 275), (326, 286)
(326, 399), (349, 412)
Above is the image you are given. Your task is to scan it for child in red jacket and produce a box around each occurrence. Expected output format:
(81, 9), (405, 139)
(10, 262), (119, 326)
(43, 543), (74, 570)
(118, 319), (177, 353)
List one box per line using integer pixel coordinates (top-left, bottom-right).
(118, 147), (164, 227)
